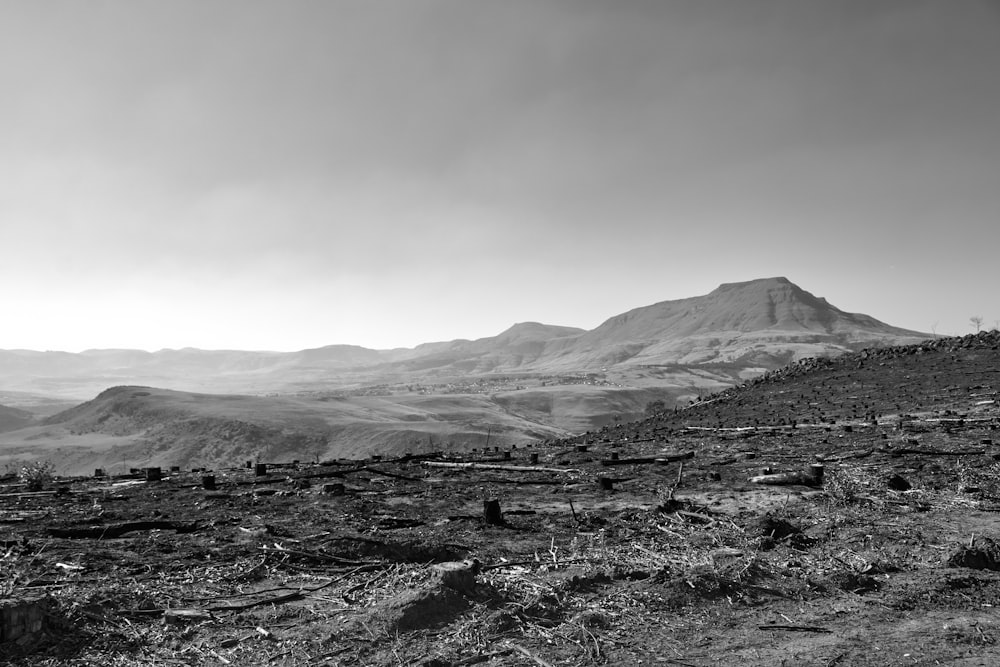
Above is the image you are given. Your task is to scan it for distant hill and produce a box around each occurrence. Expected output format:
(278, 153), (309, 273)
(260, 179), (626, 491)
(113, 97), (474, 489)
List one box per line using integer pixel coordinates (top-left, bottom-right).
(0, 385), (577, 475)
(0, 278), (927, 398)
(0, 277), (936, 473)
(0, 404), (35, 433)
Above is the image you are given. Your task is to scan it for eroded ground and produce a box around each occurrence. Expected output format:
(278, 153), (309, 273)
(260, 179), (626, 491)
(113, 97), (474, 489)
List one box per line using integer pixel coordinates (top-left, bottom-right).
(2, 334), (1000, 666)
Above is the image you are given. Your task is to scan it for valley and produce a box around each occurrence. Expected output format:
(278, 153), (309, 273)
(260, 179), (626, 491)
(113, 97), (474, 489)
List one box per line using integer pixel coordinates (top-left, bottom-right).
(0, 279), (928, 476)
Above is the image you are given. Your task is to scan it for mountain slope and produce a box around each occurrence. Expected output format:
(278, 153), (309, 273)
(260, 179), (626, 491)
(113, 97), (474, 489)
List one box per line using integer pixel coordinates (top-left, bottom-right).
(0, 385), (570, 474)
(530, 277), (927, 371)
(574, 329), (1000, 446)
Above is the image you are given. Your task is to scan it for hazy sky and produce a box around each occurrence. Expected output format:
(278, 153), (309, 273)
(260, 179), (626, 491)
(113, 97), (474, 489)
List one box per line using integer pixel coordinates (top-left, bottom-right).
(2, 1), (998, 351)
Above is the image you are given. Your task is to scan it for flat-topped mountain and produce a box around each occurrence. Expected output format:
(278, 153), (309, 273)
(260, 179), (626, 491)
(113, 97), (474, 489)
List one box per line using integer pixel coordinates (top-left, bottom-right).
(534, 276), (925, 370)
(0, 277), (927, 398)
(588, 276), (914, 340)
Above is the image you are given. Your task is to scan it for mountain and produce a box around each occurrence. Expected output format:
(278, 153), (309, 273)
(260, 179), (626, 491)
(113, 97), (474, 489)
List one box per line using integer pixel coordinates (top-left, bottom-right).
(531, 277), (926, 370)
(0, 277), (936, 474)
(0, 277), (927, 398)
(334, 277), (926, 376)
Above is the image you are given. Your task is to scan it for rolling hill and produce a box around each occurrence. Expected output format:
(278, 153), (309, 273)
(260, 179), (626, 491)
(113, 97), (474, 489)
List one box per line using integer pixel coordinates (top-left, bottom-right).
(0, 277), (935, 474)
(0, 385), (576, 475)
(0, 404), (35, 433)
(0, 277), (928, 398)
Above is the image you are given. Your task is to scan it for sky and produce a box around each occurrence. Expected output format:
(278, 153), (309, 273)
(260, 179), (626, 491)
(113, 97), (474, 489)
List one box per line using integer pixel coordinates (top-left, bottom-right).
(1, 0), (998, 352)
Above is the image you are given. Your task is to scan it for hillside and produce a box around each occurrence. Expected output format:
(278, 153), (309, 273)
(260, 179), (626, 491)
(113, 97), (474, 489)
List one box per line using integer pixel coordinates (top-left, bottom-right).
(0, 404), (34, 433)
(529, 277), (927, 371)
(0, 385), (574, 475)
(2, 335), (1000, 666)
(579, 329), (1000, 445)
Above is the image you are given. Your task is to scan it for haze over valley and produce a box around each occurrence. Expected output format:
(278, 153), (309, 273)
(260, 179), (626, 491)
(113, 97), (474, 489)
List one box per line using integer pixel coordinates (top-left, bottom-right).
(0, 278), (930, 475)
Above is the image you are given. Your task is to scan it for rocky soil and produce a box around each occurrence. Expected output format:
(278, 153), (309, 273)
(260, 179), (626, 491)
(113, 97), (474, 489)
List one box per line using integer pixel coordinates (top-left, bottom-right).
(2, 331), (999, 666)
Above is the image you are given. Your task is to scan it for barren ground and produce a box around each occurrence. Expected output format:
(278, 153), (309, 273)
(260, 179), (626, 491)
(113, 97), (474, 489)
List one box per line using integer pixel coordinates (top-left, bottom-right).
(2, 332), (999, 666)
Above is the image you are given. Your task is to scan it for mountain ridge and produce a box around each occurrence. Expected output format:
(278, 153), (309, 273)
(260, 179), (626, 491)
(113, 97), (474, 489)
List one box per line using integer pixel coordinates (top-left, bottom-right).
(0, 277), (940, 474)
(0, 277), (929, 398)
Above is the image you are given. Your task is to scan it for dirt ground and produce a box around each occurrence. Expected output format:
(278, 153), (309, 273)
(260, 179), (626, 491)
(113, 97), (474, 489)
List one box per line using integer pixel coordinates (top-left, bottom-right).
(2, 333), (999, 666)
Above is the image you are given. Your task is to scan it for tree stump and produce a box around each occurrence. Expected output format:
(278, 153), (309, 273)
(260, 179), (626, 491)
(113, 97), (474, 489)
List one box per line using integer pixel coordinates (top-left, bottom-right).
(483, 499), (503, 526)
(809, 464), (825, 483)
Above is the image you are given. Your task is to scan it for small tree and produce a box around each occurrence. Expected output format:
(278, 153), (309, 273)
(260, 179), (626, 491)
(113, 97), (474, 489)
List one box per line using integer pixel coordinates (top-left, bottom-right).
(971, 315), (984, 333)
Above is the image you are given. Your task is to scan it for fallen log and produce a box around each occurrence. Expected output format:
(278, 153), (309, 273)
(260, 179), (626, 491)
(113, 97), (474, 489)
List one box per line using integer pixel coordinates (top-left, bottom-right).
(288, 468), (353, 481)
(819, 449), (874, 462)
(750, 466), (823, 487)
(883, 447), (986, 458)
(759, 624), (832, 633)
(358, 466), (424, 482)
(421, 461), (580, 474)
(602, 437), (657, 446)
(600, 457), (657, 466)
(655, 451), (696, 464)
(47, 521), (199, 539)
(208, 590), (304, 612)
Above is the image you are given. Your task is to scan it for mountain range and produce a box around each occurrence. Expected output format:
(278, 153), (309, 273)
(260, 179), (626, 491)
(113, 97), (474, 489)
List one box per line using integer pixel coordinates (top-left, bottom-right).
(0, 277), (925, 398)
(0, 277), (931, 474)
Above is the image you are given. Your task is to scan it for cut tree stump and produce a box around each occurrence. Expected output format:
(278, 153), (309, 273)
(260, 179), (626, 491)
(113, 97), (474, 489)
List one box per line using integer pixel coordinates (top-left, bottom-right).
(483, 499), (503, 526)
(0, 596), (52, 645)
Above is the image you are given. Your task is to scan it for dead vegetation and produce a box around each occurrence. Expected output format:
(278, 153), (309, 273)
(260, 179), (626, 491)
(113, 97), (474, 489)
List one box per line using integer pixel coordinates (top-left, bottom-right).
(2, 331), (1000, 665)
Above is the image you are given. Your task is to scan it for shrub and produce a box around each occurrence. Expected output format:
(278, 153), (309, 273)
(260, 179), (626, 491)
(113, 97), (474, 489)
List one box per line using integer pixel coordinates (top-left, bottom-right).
(19, 460), (55, 491)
